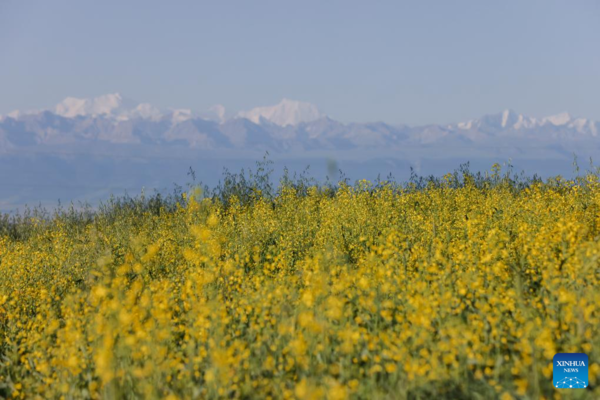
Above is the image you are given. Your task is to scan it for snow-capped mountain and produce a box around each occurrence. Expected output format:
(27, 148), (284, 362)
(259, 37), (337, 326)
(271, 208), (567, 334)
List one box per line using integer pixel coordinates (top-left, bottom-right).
(1, 94), (599, 151)
(204, 104), (227, 123)
(454, 109), (598, 136)
(236, 98), (325, 126)
(54, 93), (138, 119)
(1, 95), (599, 151)
(52, 93), (195, 123)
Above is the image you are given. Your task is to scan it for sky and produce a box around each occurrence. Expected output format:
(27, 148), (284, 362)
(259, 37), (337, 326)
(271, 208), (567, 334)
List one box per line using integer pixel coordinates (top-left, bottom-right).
(1, 0), (599, 125)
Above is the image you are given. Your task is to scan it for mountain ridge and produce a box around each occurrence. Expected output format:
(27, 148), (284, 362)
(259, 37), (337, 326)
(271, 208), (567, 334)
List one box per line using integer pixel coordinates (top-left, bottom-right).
(1, 94), (598, 152)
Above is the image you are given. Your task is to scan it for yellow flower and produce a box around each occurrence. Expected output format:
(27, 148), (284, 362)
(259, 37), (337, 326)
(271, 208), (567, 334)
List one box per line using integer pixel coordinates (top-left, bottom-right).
(384, 363), (397, 374)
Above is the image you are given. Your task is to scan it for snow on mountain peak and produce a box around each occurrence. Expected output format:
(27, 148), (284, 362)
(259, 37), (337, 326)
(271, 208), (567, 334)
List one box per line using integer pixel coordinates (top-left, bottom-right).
(513, 114), (537, 129)
(2, 108), (42, 121)
(7, 110), (24, 119)
(123, 103), (163, 121)
(452, 109), (600, 136)
(208, 104), (226, 122)
(501, 109), (512, 128)
(170, 109), (194, 124)
(543, 112), (572, 126)
(54, 93), (138, 119)
(237, 98), (325, 126)
(457, 120), (473, 130)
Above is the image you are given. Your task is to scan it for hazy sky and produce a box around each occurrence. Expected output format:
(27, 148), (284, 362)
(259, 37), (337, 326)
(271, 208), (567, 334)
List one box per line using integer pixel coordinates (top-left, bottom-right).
(1, 0), (599, 125)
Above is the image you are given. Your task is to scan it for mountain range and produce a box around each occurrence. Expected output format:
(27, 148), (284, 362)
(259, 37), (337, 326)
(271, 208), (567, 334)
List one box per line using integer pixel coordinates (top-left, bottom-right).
(2, 93), (598, 151)
(1, 94), (599, 211)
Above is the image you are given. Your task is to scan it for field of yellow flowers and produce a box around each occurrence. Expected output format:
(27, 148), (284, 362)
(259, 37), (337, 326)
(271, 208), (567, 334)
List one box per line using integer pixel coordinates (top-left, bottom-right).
(1, 168), (600, 399)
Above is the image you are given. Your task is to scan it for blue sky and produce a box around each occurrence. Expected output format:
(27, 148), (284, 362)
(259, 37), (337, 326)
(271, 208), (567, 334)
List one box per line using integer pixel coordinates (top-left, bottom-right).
(1, 0), (599, 125)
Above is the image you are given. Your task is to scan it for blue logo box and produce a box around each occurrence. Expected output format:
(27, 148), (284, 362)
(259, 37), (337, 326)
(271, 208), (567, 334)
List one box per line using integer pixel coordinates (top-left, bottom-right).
(553, 353), (588, 389)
